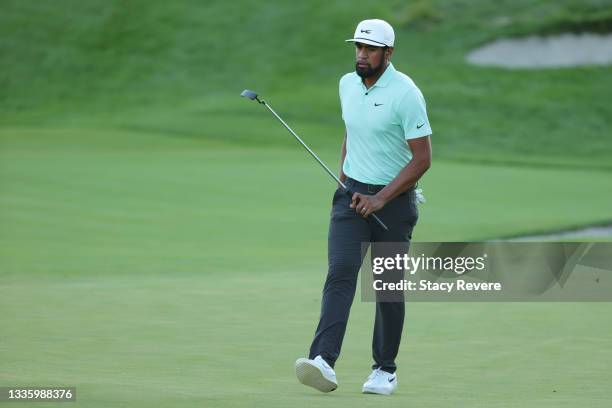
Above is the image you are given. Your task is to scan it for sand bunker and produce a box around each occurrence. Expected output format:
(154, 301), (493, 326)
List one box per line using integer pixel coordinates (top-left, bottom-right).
(467, 33), (612, 68)
(507, 224), (612, 242)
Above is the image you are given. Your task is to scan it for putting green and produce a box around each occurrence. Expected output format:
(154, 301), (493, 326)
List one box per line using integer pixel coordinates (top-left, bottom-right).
(1, 128), (611, 281)
(1, 272), (611, 407)
(1, 127), (611, 406)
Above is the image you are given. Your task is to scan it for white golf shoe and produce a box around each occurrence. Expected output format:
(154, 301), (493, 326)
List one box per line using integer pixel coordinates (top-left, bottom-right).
(295, 355), (338, 392)
(362, 367), (397, 395)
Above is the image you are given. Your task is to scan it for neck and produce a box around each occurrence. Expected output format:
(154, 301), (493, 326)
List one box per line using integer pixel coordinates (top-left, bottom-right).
(363, 62), (389, 89)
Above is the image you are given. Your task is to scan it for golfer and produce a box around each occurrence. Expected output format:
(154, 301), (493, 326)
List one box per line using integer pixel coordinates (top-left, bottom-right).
(295, 19), (432, 395)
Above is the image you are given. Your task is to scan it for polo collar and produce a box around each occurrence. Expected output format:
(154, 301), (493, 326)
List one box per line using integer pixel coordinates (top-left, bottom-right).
(357, 62), (395, 89)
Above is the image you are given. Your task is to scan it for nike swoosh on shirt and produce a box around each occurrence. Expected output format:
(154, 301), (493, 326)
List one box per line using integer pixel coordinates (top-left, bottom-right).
(416, 123), (425, 129)
(374, 103), (383, 106)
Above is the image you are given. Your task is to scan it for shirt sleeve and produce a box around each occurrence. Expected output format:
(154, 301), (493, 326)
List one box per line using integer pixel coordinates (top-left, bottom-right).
(397, 87), (432, 140)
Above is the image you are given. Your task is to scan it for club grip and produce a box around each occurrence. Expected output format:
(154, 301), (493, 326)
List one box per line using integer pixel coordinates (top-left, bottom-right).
(343, 188), (389, 231)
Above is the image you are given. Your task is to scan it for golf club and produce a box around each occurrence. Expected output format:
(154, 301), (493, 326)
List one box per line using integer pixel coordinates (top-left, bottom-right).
(240, 89), (388, 231)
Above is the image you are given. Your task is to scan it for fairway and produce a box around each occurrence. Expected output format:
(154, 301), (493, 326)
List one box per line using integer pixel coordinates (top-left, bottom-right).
(2, 0), (612, 406)
(1, 128), (612, 407)
(1, 273), (611, 407)
(1, 128), (612, 269)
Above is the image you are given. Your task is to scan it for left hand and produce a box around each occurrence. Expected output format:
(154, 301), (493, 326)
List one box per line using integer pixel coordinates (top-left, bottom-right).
(350, 192), (386, 218)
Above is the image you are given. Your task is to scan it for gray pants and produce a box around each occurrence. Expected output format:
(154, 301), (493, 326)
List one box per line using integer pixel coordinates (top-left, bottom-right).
(308, 177), (418, 373)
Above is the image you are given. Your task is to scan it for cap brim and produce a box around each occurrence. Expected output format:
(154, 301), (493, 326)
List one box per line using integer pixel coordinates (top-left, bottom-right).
(345, 38), (389, 47)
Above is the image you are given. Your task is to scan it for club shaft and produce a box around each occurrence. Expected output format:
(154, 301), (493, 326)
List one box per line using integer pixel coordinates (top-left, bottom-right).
(263, 102), (345, 188)
(261, 101), (388, 231)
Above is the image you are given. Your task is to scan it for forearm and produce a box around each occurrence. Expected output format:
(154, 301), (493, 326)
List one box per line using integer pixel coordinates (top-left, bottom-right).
(377, 157), (430, 203)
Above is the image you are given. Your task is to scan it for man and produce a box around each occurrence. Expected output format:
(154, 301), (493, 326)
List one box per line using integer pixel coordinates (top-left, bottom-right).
(295, 19), (432, 395)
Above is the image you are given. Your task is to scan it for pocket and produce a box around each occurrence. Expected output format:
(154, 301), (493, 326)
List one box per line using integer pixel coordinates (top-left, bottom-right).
(332, 187), (343, 205)
(330, 188), (353, 219)
(401, 189), (419, 224)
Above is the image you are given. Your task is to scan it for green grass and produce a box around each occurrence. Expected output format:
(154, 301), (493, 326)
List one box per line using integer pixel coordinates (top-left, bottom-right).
(1, 273), (611, 407)
(1, 0), (612, 407)
(1, 0), (612, 167)
(1, 128), (612, 407)
(2, 127), (611, 281)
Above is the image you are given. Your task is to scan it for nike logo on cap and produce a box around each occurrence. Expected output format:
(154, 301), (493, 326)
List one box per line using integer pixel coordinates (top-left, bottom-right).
(361, 29), (372, 33)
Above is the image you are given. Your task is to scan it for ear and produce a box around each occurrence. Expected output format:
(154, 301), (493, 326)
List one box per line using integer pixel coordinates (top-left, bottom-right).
(385, 47), (394, 62)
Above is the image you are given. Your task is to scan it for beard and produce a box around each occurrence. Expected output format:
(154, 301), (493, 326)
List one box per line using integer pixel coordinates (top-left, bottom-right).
(355, 54), (385, 79)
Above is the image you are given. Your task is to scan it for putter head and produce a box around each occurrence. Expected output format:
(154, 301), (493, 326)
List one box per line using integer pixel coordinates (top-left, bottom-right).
(240, 89), (258, 100)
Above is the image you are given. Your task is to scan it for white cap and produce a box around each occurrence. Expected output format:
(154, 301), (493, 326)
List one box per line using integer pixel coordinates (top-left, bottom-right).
(345, 19), (395, 47)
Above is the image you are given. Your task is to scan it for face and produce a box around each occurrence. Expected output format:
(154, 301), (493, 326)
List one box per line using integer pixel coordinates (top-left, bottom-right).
(354, 42), (392, 78)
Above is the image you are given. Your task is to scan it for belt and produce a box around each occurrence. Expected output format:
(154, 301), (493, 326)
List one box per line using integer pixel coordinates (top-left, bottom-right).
(345, 177), (386, 194)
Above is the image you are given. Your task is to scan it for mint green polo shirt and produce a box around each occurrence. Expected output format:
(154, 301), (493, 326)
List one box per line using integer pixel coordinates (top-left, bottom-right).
(339, 63), (432, 185)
